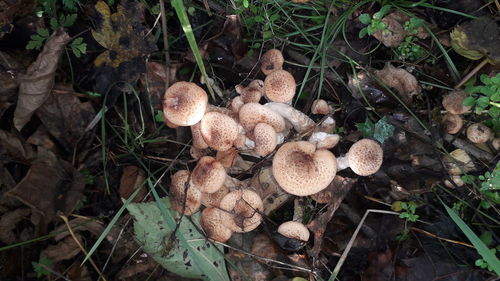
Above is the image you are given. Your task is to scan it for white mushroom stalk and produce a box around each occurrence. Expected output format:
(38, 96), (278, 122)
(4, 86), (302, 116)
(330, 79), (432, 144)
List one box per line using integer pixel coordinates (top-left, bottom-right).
(264, 102), (315, 134)
(308, 132), (340, 150)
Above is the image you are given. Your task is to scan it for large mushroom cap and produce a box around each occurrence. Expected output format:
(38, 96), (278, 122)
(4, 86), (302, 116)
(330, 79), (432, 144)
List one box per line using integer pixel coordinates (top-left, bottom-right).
(277, 221), (310, 242)
(170, 170), (202, 216)
(163, 81), (208, 126)
(264, 70), (296, 103)
(260, 49), (284, 75)
(253, 123), (278, 156)
(219, 189), (264, 233)
(347, 139), (383, 176)
(442, 90), (471, 115)
(239, 103), (286, 132)
(200, 207), (233, 242)
(272, 141), (337, 196)
(200, 111), (239, 151)
(466, 123), (491, 143)
(191, 156), (226, 194)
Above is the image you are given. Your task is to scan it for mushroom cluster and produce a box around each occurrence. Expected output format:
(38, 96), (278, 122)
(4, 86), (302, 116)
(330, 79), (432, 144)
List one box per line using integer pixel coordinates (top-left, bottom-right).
(163, 49), (384, 243)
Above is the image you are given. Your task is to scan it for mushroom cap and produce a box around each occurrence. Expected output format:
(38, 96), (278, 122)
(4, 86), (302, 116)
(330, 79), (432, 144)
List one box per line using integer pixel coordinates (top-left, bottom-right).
(277, 221), (310, 242)
(240, 87), (263, 103)
(191, 156), (226, 194)
(441, 113), (463, 134)
(170, 170), (202, 216)
(347, 139), (383, 176)
(311, 99), (331, 115)
(466, 123), (491, 143)
(442, 90), (471, 115)
(201, 184), (229, 207)
(308, 132), (340, 150)
(239, 103), (286, 132)
(264, 70), (296, 103)
(272, 141), (337, 196)
(219, 189), (264, 232)
(163, 81), (208, 126)
(200, 207), (233, 242)
(254, 123), (278, 156)
(230, 96), (244, 113)
(260, 49), (284, 75)
(200, 111), (239, 151)
(191, 122), (208, 149)
(163, 112), (179, 128)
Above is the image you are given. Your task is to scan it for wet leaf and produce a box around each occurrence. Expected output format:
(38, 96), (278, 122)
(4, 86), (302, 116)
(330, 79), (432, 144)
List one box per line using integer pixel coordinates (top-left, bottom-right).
(126, 197), (230, 281)
(13, 28), (71, 131)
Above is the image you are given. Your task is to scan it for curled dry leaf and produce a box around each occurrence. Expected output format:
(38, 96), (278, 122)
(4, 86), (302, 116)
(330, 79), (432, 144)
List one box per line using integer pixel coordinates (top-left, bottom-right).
(450, 17), (500, 63)
(13, 28), (71, 131)
(52, 217), (105, 241)
(374, 63), (421, 104)
(0, 208), (31, 244)
(119, 165), (147, 203)
(41, 234), (83, 262)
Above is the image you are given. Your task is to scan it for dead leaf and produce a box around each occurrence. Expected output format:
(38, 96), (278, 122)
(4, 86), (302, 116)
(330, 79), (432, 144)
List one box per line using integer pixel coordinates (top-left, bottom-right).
(41, 234), (82, 262)
(226, 233), (272, 281)
(250, 234), (281, 262)
(6, 154), (85, 220)
(119, 165), (147, 203)
(26, 125), (58, 153)
(250, 167), (291, 215)
(0, 129), (36, 162)
(52, 217), (104, 241)
(0, 208), (31, 243)
(374, 63), (421, 104)
(450, 17), (500, 63)
(361, 249), (394, 281)
(34, 84), (95, 151)
(116, 259), (156, 280)
(0, 0), (36, 38)
(373, 11), (428, 47)
(310, 175), (357, 204)
(141, 62), (171, 112)
(13, 28), (71, 131)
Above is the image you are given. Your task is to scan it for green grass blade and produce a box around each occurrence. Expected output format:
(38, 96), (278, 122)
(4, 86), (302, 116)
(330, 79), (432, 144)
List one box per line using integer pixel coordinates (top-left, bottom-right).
(442, 203), (500, 276)
(171, 0), (215, 100)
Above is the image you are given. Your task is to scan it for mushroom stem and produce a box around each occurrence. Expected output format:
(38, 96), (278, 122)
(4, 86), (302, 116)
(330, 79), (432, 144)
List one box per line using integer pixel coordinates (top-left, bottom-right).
(336, 155), (350, 171)
(264, 102), (315, 134)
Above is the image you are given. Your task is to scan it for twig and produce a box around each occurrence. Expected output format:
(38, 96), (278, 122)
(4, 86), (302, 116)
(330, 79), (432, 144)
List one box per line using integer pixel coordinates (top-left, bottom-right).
(158, 0), (170, 89)
(454, 59), (488, 89)
(410, 227), (474, 248)
(443, 134), (494, 162)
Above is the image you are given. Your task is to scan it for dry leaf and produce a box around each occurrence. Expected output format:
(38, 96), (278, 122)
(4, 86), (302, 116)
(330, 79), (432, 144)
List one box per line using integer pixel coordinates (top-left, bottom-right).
(116, 260), (156, 280)
(373, 11), (428, 47)
(250, 234), (280, 262)
(0, 208), (31, 243)
(250, 167), (291, 215)
(119, 165), (147, 202)
(41, 234), (82, 262)
(13, 28), (71, 131)
(0, 129), (36, 162)
(374, 63), (421, 104)
(52, 217), (104, 241)
(310, 176), (357, 204)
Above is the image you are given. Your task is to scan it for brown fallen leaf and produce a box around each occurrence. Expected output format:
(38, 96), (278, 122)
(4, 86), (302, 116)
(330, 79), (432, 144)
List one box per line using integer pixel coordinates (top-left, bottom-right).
(374, 63), (421, 104)
(52, 217), (104, 241)
(26, 125), (58, 153)
(311, 175), (357, 204)
(0, 129), (36, 162)
(0, 208), (31, 243)
(250, 167), (291, 215)
(250, 234), (281, 263)
(116, 259), (157, 280)
(119, 165), (147, 203)
(373, 11), (428, 47)
(41, 234), (82, 262)
(35, 84), (95, 151)
(6, 151), (85, 220)
(226, 233), (272, 281)
(13, 28), (71, 131)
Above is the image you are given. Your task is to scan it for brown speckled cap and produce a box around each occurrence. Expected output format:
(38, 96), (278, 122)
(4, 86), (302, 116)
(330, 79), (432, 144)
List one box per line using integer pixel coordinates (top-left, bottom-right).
(170, 170), (202, 216)
(200, 111), (239, 151)
(163, 81), (208, 126)
(466, 123), (491, 143)
(200, 207), (233, 242)
(264, 70), (296, 103)
(441, 113), (463, 134)
(347, 139), (383, 176)
(190, 156), (226, 194)
(277, 221), (310, 242)
(253, 123), (277, 156)
(442, 90), (471, 115)
(272, 141), (336, 196)
(260, 49), (284, 75)
(219, 189), (264, 233)
(239, 103), (285, 132)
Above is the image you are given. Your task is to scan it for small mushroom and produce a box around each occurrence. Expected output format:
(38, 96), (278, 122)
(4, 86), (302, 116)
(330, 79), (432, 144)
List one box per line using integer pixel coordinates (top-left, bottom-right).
(311, 99), (332, 115)
(200, 207), (233, 242)
(441, 113), (463, 134)
(337, 139), (383, 176)
(170, 170), (202, 216)
(163, 81), (208, 126)
(239, 103), (286, 132)
(191, 122), (208, 149)
(442, 90), (471, 115)
(466, 123), (491, 143)
(200, 111), (239, 151)
(277, 221), (310, 242)
(219, 189), (264, 233)
(272, 141), (337, 196)
(253, 123), (278, 156)
(190, 156), (226, 194)
(264, 102), (315, 134)
(308, 132), (340, 150)
(492, 138), (500, 151)
(263, 70), (296, 103)
(260, 49), (284, 75)
(230, 96), (244, 113)
(201, 184), (229, 208)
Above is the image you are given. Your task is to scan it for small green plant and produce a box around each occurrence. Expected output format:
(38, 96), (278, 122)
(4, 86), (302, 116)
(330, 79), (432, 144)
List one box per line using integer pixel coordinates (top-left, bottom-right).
(399, 201), (420, 222)
(32, 256), (54, 278)
(358, 5), (391, 38)
(475, 247), (499, 272)
(26, 29), (50, 50)
(395, 36), (426, 61)
(355, 116), (395, 143)
(463, 74), (500, 121)
(461, 162), (500, 209)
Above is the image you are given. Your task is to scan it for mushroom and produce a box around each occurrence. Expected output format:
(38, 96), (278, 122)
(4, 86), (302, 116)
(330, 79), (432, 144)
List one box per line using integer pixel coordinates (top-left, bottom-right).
(239, 103), (286, 132)
(219, 189), (264, 232)
(272, 141), (337, 196)
(260, 49), (284, 75)
(308, 132), (340, 150)
(191, 122), (208, 149)
(311, 99), (332, 115)
(466, 123), (491, 144)
(253, 123), (278, 156)
(163, 81), (208, 126)
(318, 116), (335, 133)
(263, 70), (296, 103)
(264, 102), (315, 134)
(336, 139), (383, 176)
(190, 156), (226, 194)
(442, 90), (471, 115)
(492, 138), (500, 151)
(230, 96), (244, 113)
(169, 170), (202, 216)
(200, 111), (239, 151)
(163, 112), (179, 128)
(277, 221), (310, 242)
(201, 184), (229, 208)
(200, 207), (233, 242)
(441, 113), (463, 134)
